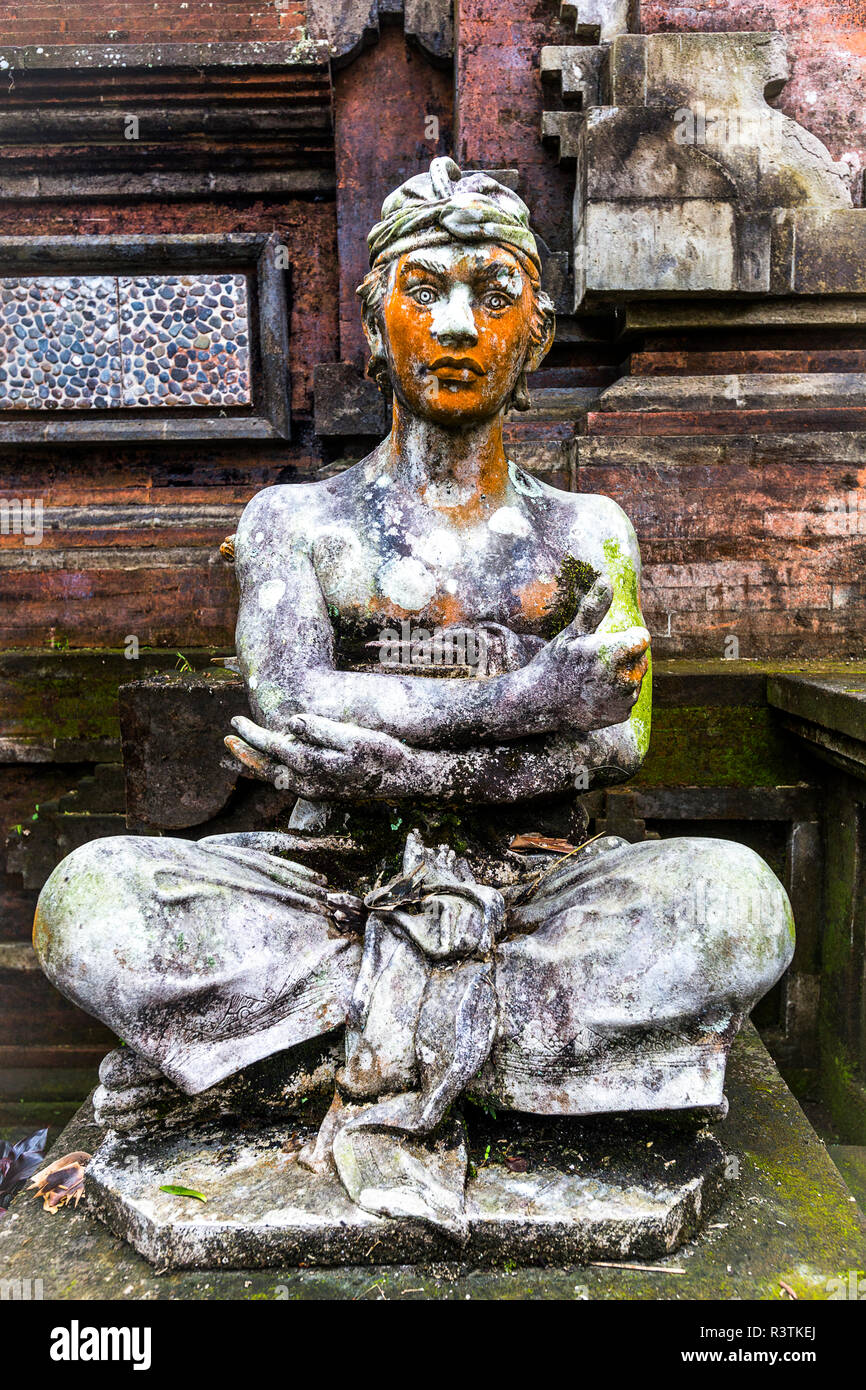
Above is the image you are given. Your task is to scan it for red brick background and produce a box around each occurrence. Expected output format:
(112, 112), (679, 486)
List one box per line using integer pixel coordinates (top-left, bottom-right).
(0, 0), (306, 43)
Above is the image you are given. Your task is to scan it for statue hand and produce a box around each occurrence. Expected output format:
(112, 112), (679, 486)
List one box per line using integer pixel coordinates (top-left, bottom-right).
(225, 713), (414, 799)
(528, 576), (650, 731)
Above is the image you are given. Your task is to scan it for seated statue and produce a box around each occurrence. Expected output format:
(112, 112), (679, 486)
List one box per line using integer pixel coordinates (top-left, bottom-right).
(33, 159), (794, 1240)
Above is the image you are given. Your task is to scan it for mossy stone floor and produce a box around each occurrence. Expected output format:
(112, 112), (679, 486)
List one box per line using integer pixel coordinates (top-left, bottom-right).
(1, 1025), (863, 1301)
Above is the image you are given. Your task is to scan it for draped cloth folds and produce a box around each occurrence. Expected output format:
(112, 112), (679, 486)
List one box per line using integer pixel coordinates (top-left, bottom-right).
(34, 824), (795, 1241)
(301, 832), (503, 1241)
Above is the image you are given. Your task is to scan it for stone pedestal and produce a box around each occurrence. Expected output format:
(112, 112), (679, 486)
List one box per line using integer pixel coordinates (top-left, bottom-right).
(85, 1109), (727, 1270)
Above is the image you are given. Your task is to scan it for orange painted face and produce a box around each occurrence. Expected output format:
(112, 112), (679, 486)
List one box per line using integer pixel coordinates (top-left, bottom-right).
(380, 243), (536, 426)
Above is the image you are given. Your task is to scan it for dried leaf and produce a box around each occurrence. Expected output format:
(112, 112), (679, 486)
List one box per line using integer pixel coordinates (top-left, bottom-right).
(0, 1127), (49, 1211)
(504, 1155), (528, 1172)
(28, 1150), (91, 1212)
(509, 834), (576, 854)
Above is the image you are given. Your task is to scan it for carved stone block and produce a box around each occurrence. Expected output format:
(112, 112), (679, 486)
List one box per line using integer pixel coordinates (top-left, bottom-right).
(543, 31), (865, 314)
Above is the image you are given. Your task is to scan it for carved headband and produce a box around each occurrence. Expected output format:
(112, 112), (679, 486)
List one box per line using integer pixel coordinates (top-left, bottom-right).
(367, 156), (542, 281)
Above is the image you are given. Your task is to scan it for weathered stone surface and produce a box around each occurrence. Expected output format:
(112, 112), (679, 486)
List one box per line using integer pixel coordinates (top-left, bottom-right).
(640, 3), (866, 193)
(306, 0), (453, 66)
(0, 48), (333, 203)
(119, 671), (251, 830)
(560, 0), (629, 44)
(543, 29), (865, 312)
(93, 1037), (342, 1135)
(829, 1145), (866, 1213)
(313, 361), (388, 437)
(2, 1026), (862, 1298)
(768, 674), (866, 779)
(84, 1106), (727, 1269)
(540, 45), (606, 108)
(596, 372), (866, 415)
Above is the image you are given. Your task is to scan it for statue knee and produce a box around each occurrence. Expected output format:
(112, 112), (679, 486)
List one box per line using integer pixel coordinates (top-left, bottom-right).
(33, 836), (146, 1000)
(674, 836), (796, 998)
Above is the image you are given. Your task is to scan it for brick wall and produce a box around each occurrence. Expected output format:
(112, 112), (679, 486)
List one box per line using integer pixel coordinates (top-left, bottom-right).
(0, 0), (305, 44)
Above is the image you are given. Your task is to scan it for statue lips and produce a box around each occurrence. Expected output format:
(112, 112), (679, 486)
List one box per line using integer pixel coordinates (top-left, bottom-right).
(427, 355), (486, 385)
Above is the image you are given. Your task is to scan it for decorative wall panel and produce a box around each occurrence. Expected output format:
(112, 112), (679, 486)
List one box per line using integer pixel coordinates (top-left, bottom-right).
(0, 235), (288, 442)
(0, 277), (119, 410)
(0, 273), (251, 412)
(119, 275), (250, 409)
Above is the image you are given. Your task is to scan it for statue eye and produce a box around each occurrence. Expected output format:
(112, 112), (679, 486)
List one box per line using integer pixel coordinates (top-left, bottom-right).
(412, 286), (437, 306)
(483, 292), (510, 310)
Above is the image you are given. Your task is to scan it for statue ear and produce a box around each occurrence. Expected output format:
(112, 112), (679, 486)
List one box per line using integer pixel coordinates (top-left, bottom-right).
(362, 313), (384, 361)
(523, 298), (556, 374)
(361, 312), (392, 391)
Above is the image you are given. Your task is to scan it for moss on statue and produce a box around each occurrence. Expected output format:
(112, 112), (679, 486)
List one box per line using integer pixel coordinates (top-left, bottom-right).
(542, 554), (600, 638)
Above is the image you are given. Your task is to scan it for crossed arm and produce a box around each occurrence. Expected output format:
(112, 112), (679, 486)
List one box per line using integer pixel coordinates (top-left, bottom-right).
(226, 493), (651, 803)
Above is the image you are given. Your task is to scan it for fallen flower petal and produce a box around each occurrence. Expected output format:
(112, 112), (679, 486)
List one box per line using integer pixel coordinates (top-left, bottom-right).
(0, 1127), (49, 1211)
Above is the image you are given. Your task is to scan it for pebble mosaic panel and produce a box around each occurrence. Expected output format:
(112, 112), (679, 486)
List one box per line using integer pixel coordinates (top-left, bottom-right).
(0, 273), (251, 411)
(119, 275), (251, 408)
(0, 277), (119, 409)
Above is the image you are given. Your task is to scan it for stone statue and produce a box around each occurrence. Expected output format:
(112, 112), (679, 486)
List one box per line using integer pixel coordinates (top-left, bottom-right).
(34, 159), (794, 1241)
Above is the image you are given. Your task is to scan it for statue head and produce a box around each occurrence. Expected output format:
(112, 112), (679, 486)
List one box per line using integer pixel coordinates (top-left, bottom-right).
(358, 158), (555, 426)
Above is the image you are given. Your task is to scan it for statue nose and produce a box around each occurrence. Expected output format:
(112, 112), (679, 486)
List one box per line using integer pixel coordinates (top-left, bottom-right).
(432, 291), (478, 346)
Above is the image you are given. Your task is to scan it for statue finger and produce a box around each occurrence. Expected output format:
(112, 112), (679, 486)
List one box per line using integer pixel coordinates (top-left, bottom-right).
(610, 628), (651, 673)
(571, 576), (613, 635)
(278, 740), (346, 780)
(288, 713), (361, 752)
(588, 627), (650, 670)
(290, 713), (405, 769)
(224, 734), (285, 783)
(230, 715), (296, 762)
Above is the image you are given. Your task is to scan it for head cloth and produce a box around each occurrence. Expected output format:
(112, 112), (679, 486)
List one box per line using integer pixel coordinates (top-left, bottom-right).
(367, 157), (542, 281)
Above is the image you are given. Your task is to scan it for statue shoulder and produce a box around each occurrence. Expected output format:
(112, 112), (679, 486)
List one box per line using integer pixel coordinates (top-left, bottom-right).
(235, 481), (330, 561)
(551, 488), (642, 575)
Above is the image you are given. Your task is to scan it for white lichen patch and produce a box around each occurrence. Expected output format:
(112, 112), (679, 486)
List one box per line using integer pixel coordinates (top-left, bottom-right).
(379, 556), (437, 611)
(258, 579), (286, 611)
(407, 526), (461, 569)
(488, 506), (530, 538)
(508, 460), (543, 497)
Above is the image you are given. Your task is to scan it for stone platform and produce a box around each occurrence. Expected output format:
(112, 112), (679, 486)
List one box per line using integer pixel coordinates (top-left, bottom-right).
(85, 1111), (726, 1270)
(1, 1026), (864, 1299)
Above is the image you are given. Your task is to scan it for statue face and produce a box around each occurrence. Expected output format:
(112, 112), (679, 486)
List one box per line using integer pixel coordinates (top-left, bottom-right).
(380, 243), (535, 426)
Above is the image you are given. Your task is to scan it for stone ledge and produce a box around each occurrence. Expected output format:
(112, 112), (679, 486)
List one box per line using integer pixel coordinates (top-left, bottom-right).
(768, 675), (866, 781)
(0, 43), (330, 71)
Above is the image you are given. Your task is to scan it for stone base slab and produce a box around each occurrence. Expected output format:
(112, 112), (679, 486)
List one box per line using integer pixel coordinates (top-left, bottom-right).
(85, 1111), (727, 1269)
(3, 1026), (865, 1299)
